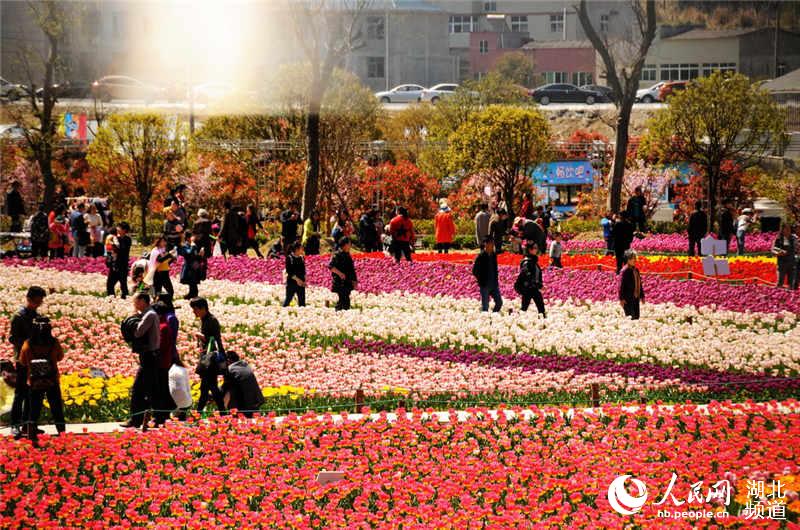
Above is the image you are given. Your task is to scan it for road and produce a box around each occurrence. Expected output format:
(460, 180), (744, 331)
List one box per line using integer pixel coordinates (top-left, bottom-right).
(2, 98), (666, 114)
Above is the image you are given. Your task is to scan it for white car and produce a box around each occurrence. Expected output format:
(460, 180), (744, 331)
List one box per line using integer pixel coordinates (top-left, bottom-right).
(420, 83), (459, 103)
(1, 77), (25, 101)
(636, 82), (664, 103)
(375, 84), (426, 103)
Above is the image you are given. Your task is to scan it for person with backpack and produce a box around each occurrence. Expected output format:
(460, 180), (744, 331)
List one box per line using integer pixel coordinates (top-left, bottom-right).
(120, 292), (161, 429)
(515, 242), (546, 317)
(20, 317), (65, 441)
(221, 351), (265, 418)
(29, 204), (50, 259)
(328, 237), (358, 311)
(283, 241), (307, 307)
(388, 207), (415, 262)
(472, 237), (502, 312)
(189, 297), (226, 414)
(8, 286), (47, 439)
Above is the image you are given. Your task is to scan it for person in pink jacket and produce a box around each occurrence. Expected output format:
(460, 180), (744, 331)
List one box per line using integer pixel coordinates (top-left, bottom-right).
(434, 199), (456, 254)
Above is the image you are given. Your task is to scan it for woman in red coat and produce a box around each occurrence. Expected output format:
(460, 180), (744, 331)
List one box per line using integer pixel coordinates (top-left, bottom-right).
(434, 199), (456, 254)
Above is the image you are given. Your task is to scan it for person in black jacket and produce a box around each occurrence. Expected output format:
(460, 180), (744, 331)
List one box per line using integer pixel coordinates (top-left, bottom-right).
(612, 212), (635, 274)
(328, 237), (358, 311)
(219, 202), (242, 256)
(358, 209), (379, 252)
(488, 210), (509, 254)
(687, 201), (708, 256)
(222, 351), (264, 418)
(6, 181), (25, 232)
(618, 250), (645, 320)
(29, 204), (50, 259)
(472, 237), (502, 312)
(718, 200), (735, 253)
(516, 242), (545, 316)
(8, 286), (46, 439)
(626, 187), (647, 232)
(190, 297), (226, 413)
(283, 241), (306, 307)
(280, 201), (301, 249)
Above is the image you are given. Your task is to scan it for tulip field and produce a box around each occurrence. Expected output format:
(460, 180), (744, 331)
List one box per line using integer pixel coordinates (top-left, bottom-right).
(1, 248), (798, 527)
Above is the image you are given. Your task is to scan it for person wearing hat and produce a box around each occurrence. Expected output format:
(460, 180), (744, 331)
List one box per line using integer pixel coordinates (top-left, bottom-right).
(192, 209), (213, 257)
(8, 286), (47, 439)
(434, 199), (456, 254)
(736, 207), (757, 256)
(48, 211), (69, 259)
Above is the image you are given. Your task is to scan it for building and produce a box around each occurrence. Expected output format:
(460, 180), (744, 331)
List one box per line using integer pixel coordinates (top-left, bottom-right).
(640, 27), (800, 88)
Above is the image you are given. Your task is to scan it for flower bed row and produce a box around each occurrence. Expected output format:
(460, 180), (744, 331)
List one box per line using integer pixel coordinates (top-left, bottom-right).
(1, 402), (798, 527)
(4, 255), (799, 313)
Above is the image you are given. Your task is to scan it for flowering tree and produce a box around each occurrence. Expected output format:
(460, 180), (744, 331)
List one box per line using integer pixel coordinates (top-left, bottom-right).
(356, 161), (439, 218)
(622, 161), (677, 220)
(672, 160), (759, 222)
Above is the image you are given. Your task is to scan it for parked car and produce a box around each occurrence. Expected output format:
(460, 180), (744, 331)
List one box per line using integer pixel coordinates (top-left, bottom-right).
(35, 81), (91, 100)
(375, 84), (426, 103)
(635, 82), (665, 103)
(420, 83), (459, 103)
(1, 77), (25, 101)
(658, 80), (689, 101)
(580, 84), (614, 102)
(0, 125), (26, 139)
(531, 83), (603, 105)
(91, 75), (164, 103)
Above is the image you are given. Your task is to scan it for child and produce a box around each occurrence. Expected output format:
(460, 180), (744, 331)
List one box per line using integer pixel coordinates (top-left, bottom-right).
(178, 232), (206, 299)
(283, 241), (306, 307)
(618, 249), (645, 320)
(328, 237), (357, 311)
(548, 232), (564, 268)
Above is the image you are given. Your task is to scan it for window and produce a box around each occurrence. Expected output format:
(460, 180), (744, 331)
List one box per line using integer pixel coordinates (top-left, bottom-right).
(640, 64), (656, 81)
(550, 13), (564, 33)
(367, 57), (385, 78)
(600, 14), (609, 32)
(701, 63), (736, 76)
(659, 63), (699, 81)
(483, 1), (497, 11)
(449, 15), (476, 34)
(479, 40), (489, 55)
(510, 15), (528, 32)
(544, 72), (568, 84)
(572, 72), (593, 86)
(367, 16), (385, 40)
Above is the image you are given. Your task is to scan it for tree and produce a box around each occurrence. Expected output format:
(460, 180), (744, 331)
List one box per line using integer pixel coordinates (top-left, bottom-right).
(88, 113), (186, 242)
(576, 0), (657, 214)
(8, 1), (69, 210)
(356, 161), (440, 218)
(447, 105), (551, 216)
(464, 72), (528, 105)
(288, 0), (370, 221)
(492, 52), (536, 87)
(643, 72), (785, 229)
(622, 160), (677, 220)
(377, 104), (436, 163)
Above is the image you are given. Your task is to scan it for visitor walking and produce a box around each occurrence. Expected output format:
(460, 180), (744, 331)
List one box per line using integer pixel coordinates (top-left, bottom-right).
(85, 203), (104, 257)
(718, 200), (735, 253)
(190, 297), (226, 414)
(70, 203), (90, 257)
(108, 222), (131, 298)
(601, 212), (614, 256)
(192, 209), (213, 258)
(280, 201), (301, 249)
(619, 250), (645, 320)
(434, 199), (456, 254)
(283, 241), (306, 307)
(121, 292), (160, 428)
(519, 192), (534, 220)
(178, 233), (206, 299)
(626, 186), (647, 232)
(29, 204), (50, 259)
(488, 209), (509, 254)
(548, 232), (564, 268)
(148, 237), (176, 296)
(163, 208), (184, 251)
(152, 302), (176, 426)
(475, 203), (490, 248)
(515, 242), (545, 316)
(472, 237), (502, 312)
(302, 210), (322, 255)
(358, 209), (380, 252)
(8, 286), (47, 439)
(688, 201), (708, 256)
(244, 205), (264, 258)
(48, 212), (68, 259)
(388, 207), (415, 262)
(6, 181), (25, 232)
(220, 202), (243, 256)
(328, 237), (358, 311)
(736, 208), (756, 256)
(612, 212), (635, 274)
(19, 317), (65, 441)
(772, 223), (798, 290)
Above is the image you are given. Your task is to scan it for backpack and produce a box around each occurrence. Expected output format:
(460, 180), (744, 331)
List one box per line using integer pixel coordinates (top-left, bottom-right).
(196, 337), (225, 376)
(28, 343), (57, 391)
(30, 213), (49, 243)
(121, 314), (148, 353)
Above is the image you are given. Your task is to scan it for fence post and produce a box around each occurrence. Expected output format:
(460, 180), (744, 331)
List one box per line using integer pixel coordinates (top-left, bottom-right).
(355, 388), (365, 413)
(590, 383), (600, 408)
